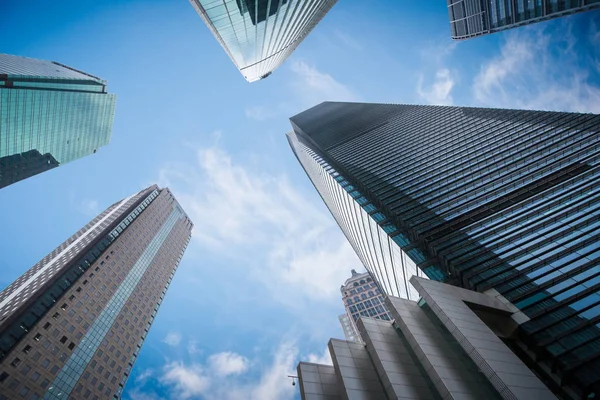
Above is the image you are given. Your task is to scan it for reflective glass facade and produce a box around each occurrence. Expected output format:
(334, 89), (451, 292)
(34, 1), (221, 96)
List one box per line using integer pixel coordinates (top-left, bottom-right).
(0, 54), (116, 189)
(189, 0), (337, 82)
(0, 185), (193, 400)
(447, 0), (600, 39)
(288, 101), (600, 398)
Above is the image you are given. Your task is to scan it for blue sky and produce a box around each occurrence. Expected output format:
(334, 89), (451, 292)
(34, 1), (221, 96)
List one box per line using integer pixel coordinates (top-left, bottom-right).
(1, 1), (600, 399)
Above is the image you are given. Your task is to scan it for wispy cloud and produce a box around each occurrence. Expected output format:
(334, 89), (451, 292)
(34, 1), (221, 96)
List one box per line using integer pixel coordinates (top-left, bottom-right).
(333, 29), (363, 51)
(417, 68), (455, 105)
(78, 198), (100, 217)
(245, 106), (277, 121)
(158, 143), (359, 303)
(307, 347), (332, 365)
(187, 339), (202, 356)
(289, 60), (359, 106)
(245, 61), (358, 121)
(473, 23), (600, 112)
(208, 352), (249, 377)
(416, 40), (458, 105)
(135, 368), (154, 384)
(163, 331), (182, 347)
(161, 362), (210, 399)
(130, 341), (299, 400)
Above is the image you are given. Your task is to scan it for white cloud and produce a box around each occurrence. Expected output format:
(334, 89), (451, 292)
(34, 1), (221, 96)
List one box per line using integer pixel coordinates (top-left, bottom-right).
(79, 198), (100, 217)
(416, 39), (458, 106)
(130, 341), (298, 400)
(289, 60), (359, 106)
(161, 362), (210, 399)
(246, 61), (358, 121)
(135, 368), (154, 384)
(158, 144), (359, 302)
(246, 341), (297, 400)
(417, 68), (455, 105)
(245, 106), (276, 121)
(307, 347), (332, 366)
(187, 340), (202, 356)
(333, 30), (363, 50)
(473, 24), (600, 113)
(208, 352), (249, 377)
(163, 331), (182, 347)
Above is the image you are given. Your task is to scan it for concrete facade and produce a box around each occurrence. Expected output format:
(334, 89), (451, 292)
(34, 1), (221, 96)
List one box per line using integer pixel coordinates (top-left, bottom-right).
(297, 277), (557, 400)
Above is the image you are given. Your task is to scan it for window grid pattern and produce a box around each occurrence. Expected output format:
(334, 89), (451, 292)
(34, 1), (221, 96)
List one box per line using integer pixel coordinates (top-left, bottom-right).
(0, 53), (116, 189)
(447, 0), (600, 40)
(189, 0), (337, 82)
(43, 205), (185, 399)
(0, 187), (152, 351)
(0, 187), (193, 400)
(288, 101), (600, 397)
(338, 270), (393, 343)
(288, 130), (426, 301)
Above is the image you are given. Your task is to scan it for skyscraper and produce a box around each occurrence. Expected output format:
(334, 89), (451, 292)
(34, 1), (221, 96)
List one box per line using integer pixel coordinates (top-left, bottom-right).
(188, 0), (338, 82)
(338, 269), (391, 343)
(0, 53), (116, 189)
(287, 101), (600, 399)
(0, 185), (193, 399)
(447, 0), (600, 39)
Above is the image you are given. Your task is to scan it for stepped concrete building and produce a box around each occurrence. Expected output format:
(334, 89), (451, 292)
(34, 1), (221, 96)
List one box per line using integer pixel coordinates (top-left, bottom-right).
(297, 277), (558, 400)
(0, 185), (192, 399)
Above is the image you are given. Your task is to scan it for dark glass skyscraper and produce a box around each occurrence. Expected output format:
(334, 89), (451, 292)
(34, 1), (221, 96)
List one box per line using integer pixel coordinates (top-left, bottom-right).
(0, 185), (192, 399)
(189, 0), (337, 82)
(447, 0), (600, 39)
(0, 53), (116, 189)
(288, 102), (600, 399)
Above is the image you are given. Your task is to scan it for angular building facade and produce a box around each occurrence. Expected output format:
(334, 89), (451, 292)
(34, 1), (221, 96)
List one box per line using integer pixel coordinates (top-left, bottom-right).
(447, 0), (600, 39)
(0, 185), (193, 399)
(297, 277), (557, 400)
(188, 0), (337, 82)
(0, 54), (116, 189)
(338, 269), (391, 343)
(287, 101), (600, 399)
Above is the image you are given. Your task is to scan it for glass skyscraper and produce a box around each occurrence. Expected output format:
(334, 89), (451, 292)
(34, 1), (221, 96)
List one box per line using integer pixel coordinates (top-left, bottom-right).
(288, 101), (600, 399)
(0, 53), (116, 189)
(0, 185), (192, 399)
(189, 0), (337, 82)
(447, 0), (600, 39)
